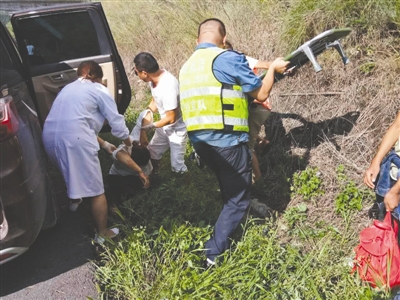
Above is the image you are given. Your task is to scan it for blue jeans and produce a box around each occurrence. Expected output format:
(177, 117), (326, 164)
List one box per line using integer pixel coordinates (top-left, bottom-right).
(375, 150), (400, 197)
(194, 142), (252, 261)
(375, 150), (400, 219)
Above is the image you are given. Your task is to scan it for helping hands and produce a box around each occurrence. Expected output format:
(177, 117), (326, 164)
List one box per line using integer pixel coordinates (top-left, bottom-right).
(270, 57), (290, 74)
(101, 141), (117, 154)
(363, 162), (380, 189)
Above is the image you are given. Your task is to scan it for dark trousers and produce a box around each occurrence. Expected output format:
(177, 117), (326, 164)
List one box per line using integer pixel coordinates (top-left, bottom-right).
(106, 174), (144, 205)
(194, 142), (252, 261)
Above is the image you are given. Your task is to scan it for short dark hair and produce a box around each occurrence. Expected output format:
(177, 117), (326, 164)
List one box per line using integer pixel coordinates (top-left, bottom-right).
(77, 60), (103, 80)
(198, 18), (226, 38)
(133, 52), (159, 73)
(130, 144), (150, 166)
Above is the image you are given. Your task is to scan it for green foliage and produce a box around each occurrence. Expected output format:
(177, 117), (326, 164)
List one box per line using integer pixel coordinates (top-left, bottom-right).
(335, 165), (374, 219)
(359, 61), (376, 74)
(280, 0), (400, 52)
(0, 10), (10, 26)
(284, 203), (308, 228)
(291, 167), (324, 201)
(123, 106), (139, 130)
(95, 220), (380, 299)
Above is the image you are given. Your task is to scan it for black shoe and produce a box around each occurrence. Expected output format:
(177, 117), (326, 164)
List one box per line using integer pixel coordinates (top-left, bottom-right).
(189, 151), (204, 169)
(368, 202), (385, 220)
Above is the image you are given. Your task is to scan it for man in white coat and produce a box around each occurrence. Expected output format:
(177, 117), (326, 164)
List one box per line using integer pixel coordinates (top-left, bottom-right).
(43, 61), (132, 242)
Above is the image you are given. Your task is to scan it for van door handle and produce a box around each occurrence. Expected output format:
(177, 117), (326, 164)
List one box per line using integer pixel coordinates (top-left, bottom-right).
(51, 74), (64, 81)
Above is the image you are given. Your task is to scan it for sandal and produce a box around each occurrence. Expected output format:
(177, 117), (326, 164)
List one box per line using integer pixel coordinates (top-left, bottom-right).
(94, 227), (119, 244)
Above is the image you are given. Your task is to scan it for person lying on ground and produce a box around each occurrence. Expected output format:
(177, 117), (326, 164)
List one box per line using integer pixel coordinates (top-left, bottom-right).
(107, 143), (151, 209)
(106, 109), (153, 209)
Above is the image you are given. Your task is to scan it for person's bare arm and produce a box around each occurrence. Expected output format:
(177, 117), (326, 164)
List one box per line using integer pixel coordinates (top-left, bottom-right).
(364, 112), (400, 188)
(97, 136), (116, 153)
(148, 98), (158, 113)
(140, 111), (153, 146)
(115, 151), (150, 189)
(142, 109), (178, 130)
(154, 110), (177, 127)
(247, 57), (289, 102)
(254, 60), (271, 70)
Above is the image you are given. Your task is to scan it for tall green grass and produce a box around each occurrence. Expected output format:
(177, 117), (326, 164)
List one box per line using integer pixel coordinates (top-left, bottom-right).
(95, 215), (386, 299)
(279, 0), (400, 51)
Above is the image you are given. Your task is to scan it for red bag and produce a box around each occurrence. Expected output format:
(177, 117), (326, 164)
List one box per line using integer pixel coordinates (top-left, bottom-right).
(353, 212), (400, 289)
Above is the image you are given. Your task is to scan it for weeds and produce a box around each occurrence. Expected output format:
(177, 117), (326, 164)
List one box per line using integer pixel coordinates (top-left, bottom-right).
(335, 165), (374, 221)
(284, 203), (308, 228)
(291, 167), (324, 201)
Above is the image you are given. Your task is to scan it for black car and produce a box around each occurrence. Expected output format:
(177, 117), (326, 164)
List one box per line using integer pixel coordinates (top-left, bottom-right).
(0, 2), (131, 264)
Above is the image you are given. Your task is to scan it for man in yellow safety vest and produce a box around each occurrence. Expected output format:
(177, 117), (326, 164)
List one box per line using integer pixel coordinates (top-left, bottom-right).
(179, 18), (288, 266)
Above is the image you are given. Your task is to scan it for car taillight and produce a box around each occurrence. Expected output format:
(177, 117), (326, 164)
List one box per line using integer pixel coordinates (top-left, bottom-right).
(0, 95), (19, 142)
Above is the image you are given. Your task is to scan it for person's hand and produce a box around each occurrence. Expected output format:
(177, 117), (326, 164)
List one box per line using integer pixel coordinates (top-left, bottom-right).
(139, 171), (150, 189)
(101, 141), (117, 154)
(142, 123), (156, 131)
(271, 57), (290, 74)
(384, 189), (400, 211)
(253, 98), (272, 110)
(284, 66), (297, 77)
(363, 162), (380, 189)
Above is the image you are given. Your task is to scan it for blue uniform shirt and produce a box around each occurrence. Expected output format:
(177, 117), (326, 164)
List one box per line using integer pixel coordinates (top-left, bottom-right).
(188, 43), (262, 147)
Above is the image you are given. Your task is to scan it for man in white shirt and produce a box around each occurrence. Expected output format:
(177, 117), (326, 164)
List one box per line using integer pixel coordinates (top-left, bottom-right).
(133, 52), (188, 174)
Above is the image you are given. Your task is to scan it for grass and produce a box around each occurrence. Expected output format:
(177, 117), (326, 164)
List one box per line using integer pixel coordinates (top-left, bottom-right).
(92, 0), (400, 298)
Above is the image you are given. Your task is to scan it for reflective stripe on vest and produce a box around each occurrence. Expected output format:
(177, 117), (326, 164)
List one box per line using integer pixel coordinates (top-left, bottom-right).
(179, 47), (249, 132)
(181, 87), (246, 100)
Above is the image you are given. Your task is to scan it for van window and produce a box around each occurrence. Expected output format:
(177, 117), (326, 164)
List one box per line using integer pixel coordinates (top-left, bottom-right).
(0, 38), (22, 89)
(16, 11), (100, 66)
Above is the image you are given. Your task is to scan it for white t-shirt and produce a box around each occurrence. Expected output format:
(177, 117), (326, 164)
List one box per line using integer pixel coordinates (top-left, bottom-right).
(246, 56), (259, 71)
(109, 144), (153, 176)
(149, 70), (185, 130)
(109, 109), (154, 176)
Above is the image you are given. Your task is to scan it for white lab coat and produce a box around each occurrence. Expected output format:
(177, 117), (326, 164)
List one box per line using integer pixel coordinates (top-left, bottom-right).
(42, 78), (129, 199)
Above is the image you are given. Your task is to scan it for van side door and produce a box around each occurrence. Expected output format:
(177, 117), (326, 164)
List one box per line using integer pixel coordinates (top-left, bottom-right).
(10, 2), (131, 126)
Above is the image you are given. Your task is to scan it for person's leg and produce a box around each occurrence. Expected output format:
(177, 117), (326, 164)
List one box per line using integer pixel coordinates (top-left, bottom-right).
(251, 151), (262, 182)
(91, 193), (115, 237)
(196, 143), (252, 262)
(148, 128), (169, 174)
(248, 106), (270, 182)
(168, 129), (188, 173)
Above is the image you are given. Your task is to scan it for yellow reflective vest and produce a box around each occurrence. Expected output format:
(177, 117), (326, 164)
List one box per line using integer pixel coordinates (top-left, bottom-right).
(179, 47), (249, 132)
